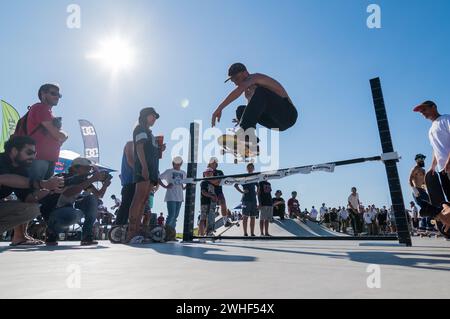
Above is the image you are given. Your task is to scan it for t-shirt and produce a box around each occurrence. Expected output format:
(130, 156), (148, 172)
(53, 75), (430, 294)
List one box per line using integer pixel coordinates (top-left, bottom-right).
(348, 193), (360, 211)
(242, 182), (257, 203)
(288, 198), (300, 214)
(27, 103), (61, 162)
(272, 197), (285, 216)
(363, 212), (373, 224)
(0, 153), (33, 201)
(309, 208), (318, 220)
(213, 169), (224, 195)
(330, 210), (338, 222)
(377, 210), (387, 223)
(258, 181), (272, 206)
(159, 168), (187, 202)
(157, 216), (165, 226)
(200, 181), (216, 206)
(339, 209), (349, 220)
(428, 114), (450, 171)
(323, 210), (330, 223)
(319, 206), (328, 219)
(133, 125), (160, 183)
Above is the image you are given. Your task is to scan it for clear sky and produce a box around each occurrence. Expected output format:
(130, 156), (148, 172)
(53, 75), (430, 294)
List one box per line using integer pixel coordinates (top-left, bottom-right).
(1, 0), (449, 232)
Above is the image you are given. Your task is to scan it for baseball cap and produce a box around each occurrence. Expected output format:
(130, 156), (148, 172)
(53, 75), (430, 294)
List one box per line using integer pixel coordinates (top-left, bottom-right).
(224, 63), (247, 83)
(415, 154), (426, 161)
(209, 157), (219, 164)
(413, 100), (437, 112)
(173, 156), (183, 164)
(140, 107), (160, 119)
(71, 157), (93, 167)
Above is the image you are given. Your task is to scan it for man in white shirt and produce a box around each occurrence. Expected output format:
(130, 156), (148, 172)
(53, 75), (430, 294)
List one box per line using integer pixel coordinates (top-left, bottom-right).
(363, 208), (374, 235)
(159, 156), (187, 231)
(309, 206), (319, 222)
(338, 207), (349, 233)
(319, 203), (328, 223)
(414, 101), (450, 199)
(348, 187), (362, 235)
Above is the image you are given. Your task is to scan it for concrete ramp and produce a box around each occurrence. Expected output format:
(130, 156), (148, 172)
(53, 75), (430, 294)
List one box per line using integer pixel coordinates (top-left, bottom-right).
(214, 218), (349, 237)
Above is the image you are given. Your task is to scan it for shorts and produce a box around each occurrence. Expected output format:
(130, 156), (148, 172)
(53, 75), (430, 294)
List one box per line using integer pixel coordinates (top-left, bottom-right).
(259, 206), (273, 221)
(200, 204), (216, 221)
(242, 201), (258, 217)
(0, 202), (41, 233)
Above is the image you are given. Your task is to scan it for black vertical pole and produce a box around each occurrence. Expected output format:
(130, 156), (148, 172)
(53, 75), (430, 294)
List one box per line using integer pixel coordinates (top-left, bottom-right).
(183, 122), (199, 242)
(370, 78), (412, 247)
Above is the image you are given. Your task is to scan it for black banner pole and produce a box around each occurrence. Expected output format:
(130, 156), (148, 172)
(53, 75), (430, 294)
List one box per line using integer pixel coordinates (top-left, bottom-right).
(182, 122), (199, 242)
(370, 78), (412, 247)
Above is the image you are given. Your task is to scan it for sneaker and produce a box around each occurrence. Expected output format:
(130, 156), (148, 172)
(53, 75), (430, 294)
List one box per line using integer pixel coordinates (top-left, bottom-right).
(45, 230), (59, 246)
(81, 240), (99, 246)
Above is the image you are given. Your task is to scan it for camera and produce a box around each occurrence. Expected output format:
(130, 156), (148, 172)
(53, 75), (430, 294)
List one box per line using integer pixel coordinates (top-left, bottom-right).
(53, 117), (62, 129)
(100, 171), (113, 182)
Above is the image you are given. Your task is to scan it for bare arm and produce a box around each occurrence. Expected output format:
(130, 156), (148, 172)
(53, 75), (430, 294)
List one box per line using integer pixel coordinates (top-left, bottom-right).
(0, 174), (32, 189)
(0, 174), (63, 190)
(136, 143), (147, 172)
(124, 142), (134, 168)
(409, 168), (416, 188)
(234, 184), (245, 194)
(62, 174), (101, 198)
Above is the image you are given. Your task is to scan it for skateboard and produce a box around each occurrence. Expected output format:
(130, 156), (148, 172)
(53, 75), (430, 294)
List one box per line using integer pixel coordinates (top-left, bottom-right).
(108, 224), (176, 244)
(218, 134), (259, 164)
(210, 221), (240, 241)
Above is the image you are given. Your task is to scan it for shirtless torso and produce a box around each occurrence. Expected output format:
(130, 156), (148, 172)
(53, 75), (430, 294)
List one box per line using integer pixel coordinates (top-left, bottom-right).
(410, 165), (426, 189)
(243, 73), (291, 103)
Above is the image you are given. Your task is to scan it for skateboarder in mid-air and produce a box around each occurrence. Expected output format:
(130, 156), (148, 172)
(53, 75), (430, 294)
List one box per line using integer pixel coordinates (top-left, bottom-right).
(211, 63), (298, 151)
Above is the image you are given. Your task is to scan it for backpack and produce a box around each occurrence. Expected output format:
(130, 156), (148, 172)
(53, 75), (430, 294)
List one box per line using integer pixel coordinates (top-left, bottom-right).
(13, 105), (41, 137)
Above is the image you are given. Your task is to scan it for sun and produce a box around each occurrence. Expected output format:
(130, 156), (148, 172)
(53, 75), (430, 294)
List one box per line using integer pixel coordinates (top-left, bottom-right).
(87, 36), (136, 73)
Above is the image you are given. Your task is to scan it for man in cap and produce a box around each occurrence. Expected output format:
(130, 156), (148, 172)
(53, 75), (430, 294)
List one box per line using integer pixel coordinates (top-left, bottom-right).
(43, 157), (112, 246)
(159, 156), (187, 231)
(211, 63), (298, 147)
(414, 101), (450, 199)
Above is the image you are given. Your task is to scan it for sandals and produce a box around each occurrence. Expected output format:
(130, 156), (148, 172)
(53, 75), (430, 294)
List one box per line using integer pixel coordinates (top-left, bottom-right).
(10, 239), (44, 247)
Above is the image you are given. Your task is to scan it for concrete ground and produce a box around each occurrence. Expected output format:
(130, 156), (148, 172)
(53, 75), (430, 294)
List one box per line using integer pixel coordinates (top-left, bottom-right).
(0, 237), (449, 299)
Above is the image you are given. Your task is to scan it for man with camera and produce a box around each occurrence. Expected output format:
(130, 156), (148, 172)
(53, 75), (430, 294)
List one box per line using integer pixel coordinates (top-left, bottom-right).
(43, 157), (112, 246)
(1, 136), (64, 246)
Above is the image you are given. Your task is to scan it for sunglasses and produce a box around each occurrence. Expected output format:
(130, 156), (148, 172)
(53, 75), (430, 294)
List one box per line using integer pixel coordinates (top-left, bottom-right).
(48, 91), (62, 98)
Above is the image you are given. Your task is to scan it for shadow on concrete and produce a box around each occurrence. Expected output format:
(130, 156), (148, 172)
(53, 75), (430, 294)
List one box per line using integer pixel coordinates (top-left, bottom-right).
(0, 245), (110, 253)
(127, 242), (257, 263)
(215, 243), (450, 272)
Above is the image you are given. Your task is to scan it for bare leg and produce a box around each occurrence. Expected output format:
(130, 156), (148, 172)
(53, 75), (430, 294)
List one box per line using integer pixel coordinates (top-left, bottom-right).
(198, 220), (206, 236)
(260, 220), (264, 235)
(127, 181), (152, 242)
(243, 216), (249, 235)
(250, 217), (256, 235)
(11, 224), (28, 244)
(265, 220), (270, 236)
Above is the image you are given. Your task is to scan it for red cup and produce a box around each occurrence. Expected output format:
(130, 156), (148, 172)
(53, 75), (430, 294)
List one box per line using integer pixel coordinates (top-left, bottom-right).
(156, 135), (164, 159)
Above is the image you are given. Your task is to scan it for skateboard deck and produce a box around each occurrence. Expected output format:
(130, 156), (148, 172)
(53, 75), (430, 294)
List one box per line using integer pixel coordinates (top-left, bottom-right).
(218, 134), (259, 164)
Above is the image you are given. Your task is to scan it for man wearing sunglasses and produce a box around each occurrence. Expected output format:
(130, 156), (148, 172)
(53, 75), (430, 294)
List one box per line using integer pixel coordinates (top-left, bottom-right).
(27, 83), (69, 181)
(0, 136), (64, 246)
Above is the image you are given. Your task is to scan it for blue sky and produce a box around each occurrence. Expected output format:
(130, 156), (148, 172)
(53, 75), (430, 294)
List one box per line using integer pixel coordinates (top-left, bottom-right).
(1, 0), (449, 232)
